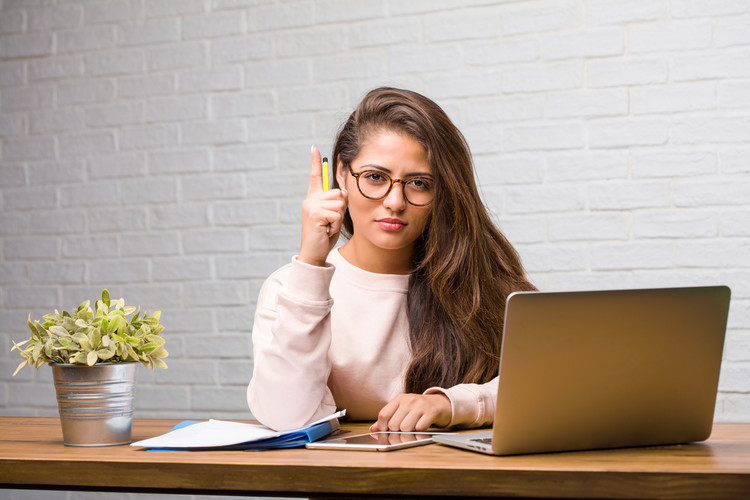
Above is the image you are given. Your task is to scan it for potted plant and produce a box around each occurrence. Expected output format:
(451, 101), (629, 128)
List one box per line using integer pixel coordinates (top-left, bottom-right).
(11, 289), (168, 446)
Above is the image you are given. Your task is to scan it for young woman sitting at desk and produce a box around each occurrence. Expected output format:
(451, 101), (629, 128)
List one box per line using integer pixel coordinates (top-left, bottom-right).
(247, 87), (535, 432)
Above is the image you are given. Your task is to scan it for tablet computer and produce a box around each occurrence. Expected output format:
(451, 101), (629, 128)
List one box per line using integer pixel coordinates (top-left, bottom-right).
(305, 432), (434, 451)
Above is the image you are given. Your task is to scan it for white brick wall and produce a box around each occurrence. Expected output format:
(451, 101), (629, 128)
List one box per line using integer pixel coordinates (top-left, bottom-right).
(1, 0), (749, 439)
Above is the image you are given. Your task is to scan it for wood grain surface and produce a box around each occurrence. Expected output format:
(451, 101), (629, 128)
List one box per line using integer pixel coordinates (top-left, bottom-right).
(1, 417), (749, 499)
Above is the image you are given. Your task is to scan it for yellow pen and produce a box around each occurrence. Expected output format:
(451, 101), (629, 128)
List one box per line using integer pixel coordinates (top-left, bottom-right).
(322, 156), (330, 191)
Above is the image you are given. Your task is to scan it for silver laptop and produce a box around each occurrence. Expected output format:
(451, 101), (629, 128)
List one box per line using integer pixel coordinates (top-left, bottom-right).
(433, 286), (731, 455)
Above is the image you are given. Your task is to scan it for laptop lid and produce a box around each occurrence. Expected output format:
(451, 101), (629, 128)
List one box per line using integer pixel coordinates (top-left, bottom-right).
(491, 286), (730, 455)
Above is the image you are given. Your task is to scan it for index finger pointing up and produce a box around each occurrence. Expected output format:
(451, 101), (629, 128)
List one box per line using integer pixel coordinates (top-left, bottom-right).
(308, 145), (323, 195)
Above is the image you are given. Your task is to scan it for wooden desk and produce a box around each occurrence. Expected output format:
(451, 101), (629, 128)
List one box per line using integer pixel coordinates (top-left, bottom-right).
(1, 417), (749, 499)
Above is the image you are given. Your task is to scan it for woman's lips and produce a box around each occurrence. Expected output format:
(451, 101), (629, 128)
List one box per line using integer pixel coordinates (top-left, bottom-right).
(376, 218), (407, 231)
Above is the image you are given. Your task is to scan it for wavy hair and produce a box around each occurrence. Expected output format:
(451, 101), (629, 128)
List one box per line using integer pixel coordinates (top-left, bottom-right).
(332, 87), (536, 393)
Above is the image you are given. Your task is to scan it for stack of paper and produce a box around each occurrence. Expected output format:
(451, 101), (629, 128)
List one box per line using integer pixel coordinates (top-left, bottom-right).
(131, 410), (345, 451)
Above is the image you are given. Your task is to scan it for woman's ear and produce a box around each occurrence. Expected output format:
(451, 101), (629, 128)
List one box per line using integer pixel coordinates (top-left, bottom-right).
(335, 157), (346, 188)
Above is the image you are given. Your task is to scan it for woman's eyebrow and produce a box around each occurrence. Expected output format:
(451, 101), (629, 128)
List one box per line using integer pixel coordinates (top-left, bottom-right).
(360, 163), (391, 173)
(360, 163), (434, 178)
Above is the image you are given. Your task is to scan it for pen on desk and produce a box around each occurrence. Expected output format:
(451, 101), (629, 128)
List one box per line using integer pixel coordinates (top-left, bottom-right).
(322, 156), (330, 191)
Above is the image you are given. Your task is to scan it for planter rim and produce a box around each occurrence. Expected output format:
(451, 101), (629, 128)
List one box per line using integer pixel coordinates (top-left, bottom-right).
(49, 361), (139, 367)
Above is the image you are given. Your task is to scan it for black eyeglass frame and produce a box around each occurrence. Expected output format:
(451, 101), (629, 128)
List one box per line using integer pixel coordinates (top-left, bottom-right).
(346, 166), (434, 207)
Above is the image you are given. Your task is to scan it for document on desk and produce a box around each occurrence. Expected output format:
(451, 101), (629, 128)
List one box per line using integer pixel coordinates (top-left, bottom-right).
(131, 410), (345, 451)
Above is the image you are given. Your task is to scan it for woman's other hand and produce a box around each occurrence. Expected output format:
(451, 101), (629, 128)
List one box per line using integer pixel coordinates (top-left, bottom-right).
(369, 393), (451, 432)
(298, 146), (348, 267)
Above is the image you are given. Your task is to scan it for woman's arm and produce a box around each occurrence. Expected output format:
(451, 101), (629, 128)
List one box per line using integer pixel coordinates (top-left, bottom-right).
(425, 377), (498, 428)
(248, 147), (348, 431)
(246, 258), (338, 431)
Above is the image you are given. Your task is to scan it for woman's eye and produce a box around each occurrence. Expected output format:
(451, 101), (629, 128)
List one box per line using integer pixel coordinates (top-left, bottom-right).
(407, 178), (432, 191)
(363, 172), (388, 183)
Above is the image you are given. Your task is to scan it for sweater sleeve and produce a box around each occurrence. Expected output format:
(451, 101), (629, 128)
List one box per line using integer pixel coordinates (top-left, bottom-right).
(423, 376), (498, 429)
(246, 257), (338, 431)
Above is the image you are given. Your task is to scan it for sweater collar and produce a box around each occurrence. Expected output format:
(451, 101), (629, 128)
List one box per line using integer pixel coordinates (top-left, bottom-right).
(328, 248), (410, 292)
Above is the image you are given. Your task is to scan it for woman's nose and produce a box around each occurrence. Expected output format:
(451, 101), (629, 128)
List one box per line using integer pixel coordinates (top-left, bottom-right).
(383, 181), (407, 211)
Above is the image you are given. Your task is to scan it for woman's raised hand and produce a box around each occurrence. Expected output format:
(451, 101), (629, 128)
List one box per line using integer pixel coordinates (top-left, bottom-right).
(298, 146), (348, 267)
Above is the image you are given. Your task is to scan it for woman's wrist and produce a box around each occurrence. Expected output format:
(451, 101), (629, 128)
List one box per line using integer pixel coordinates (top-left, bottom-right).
(297, 253), (327, 267)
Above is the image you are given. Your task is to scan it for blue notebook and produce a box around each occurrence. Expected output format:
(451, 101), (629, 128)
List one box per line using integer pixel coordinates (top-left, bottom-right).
(131, 410), (344, 451)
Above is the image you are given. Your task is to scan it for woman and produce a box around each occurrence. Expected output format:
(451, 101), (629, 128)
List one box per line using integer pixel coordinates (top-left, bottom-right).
(247, 87), (535, 432)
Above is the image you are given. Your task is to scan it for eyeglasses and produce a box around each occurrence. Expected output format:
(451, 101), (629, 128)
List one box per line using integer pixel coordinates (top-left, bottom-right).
(348, 167), (434, 206)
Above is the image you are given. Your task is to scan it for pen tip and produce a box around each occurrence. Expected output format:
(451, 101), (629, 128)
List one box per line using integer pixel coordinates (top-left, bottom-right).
(322, 157), (328, 163)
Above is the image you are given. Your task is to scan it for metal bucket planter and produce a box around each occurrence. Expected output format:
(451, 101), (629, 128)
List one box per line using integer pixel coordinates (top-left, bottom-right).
(51, 362), (137, 446)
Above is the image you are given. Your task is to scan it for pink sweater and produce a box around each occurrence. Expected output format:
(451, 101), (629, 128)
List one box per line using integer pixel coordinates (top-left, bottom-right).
(247, 249), (498, 431)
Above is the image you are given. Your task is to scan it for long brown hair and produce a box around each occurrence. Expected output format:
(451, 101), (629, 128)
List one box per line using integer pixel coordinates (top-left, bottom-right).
(332, 87), (535, 393)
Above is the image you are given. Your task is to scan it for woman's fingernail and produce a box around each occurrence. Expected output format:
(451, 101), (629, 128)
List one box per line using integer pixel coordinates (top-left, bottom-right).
(311, 145), (315, 153)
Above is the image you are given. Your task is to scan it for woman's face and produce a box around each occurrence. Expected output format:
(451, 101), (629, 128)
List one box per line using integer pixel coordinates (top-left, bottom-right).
(337, 129), (433, 270)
